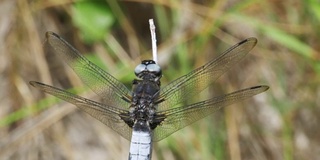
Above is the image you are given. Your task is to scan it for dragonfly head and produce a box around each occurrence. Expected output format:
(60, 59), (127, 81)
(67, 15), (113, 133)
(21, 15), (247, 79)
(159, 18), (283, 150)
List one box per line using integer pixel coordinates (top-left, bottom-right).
(134, 60), (162, 80)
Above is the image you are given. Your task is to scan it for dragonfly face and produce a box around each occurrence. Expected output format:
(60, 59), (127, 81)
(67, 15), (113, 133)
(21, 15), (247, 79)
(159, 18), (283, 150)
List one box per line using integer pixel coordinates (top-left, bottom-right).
(30, 31), (269, 143)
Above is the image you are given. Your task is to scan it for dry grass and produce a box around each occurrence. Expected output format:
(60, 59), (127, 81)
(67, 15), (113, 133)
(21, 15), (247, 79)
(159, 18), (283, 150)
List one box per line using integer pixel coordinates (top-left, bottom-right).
(0, 0), (319, 160)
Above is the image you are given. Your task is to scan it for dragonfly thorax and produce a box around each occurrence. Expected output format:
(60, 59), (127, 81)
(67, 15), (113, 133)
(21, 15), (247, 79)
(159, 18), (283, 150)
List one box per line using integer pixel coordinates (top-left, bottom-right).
(130, 70), (161, 127)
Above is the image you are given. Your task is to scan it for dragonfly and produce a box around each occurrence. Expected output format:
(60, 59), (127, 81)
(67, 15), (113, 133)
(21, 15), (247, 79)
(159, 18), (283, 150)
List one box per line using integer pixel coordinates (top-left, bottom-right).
(30, 31), (269, 160)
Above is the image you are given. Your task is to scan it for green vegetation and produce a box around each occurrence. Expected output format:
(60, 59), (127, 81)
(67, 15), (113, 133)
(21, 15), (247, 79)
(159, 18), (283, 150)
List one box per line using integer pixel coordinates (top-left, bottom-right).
(1, 0), (319, 159)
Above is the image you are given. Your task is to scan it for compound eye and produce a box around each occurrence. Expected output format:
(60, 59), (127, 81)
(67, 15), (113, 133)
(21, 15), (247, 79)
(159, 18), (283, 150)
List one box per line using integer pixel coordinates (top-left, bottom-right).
(147, 64), (162, 76)
(134, 63), (147, 75)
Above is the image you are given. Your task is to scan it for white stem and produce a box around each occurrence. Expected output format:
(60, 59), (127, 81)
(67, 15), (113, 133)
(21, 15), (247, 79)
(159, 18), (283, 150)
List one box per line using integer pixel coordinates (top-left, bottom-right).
(149, 19), (158, 63)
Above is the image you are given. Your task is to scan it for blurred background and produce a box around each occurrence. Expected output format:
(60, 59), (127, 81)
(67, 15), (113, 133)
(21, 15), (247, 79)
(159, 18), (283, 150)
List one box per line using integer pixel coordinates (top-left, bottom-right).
(0, 0), (319, 160)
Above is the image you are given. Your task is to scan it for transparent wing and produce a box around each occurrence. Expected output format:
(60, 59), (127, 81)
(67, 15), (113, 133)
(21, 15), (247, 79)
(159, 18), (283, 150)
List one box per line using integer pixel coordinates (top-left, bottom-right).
(153, 85), (269, 141)
(45, 31), (131, 109)
(30, 81), (132, 140)
(156, 38), (258, 111)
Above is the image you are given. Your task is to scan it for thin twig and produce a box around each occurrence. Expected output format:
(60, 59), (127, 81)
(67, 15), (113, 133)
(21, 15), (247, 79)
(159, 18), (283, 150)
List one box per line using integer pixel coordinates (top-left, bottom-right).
(149, 19), (158, 63)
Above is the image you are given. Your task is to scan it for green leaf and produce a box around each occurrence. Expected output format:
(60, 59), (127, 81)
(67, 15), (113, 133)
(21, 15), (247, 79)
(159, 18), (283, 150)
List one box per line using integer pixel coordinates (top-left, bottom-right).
(72, 1), (114, 42)
(233, 14), (316, 60)
(308, 0), (320, 21)
(260, 25), (315, 59)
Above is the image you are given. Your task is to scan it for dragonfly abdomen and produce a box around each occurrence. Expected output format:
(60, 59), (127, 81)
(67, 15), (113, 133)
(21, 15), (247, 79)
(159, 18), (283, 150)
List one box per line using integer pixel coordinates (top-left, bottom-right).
(129, 120), (153, 160)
